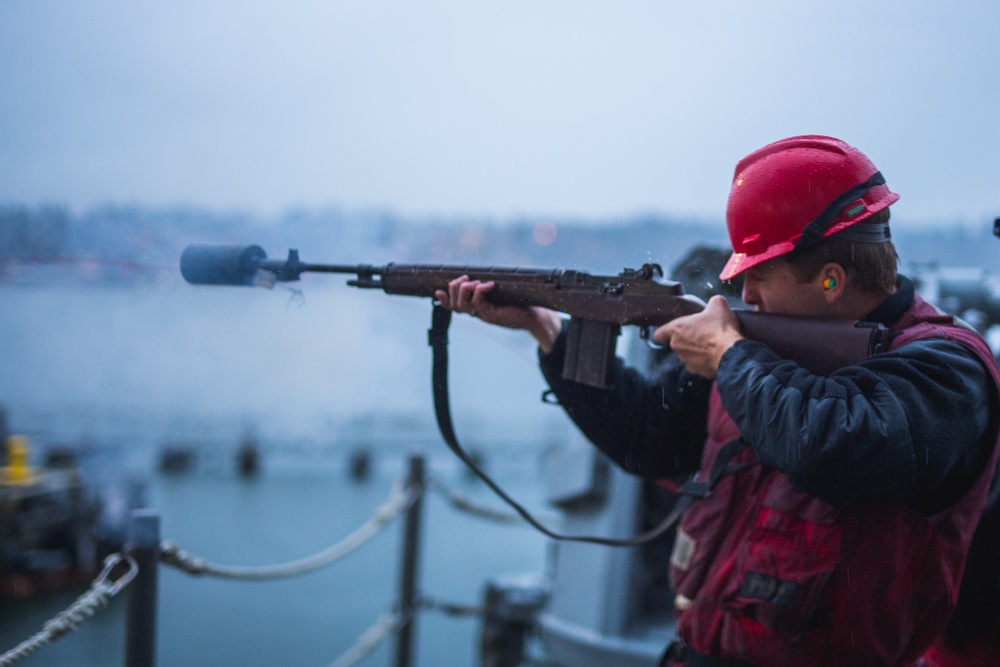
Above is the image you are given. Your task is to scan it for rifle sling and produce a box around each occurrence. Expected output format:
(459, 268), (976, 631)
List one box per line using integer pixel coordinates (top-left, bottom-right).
(428, 304), (699, 548)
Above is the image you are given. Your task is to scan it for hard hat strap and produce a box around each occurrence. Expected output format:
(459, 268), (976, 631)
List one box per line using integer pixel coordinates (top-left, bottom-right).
(791, 171), (887, 256)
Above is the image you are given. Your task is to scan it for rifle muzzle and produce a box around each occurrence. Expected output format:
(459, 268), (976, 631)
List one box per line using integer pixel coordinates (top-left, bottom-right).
(180, 244), (267, 286)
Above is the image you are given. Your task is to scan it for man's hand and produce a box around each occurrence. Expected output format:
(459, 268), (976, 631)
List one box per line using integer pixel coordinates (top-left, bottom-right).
(653, 295), (744, 378)
(434, 276), (563, 353)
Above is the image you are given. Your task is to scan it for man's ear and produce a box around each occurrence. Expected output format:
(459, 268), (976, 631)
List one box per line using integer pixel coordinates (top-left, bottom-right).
(818, 263), (847, 304)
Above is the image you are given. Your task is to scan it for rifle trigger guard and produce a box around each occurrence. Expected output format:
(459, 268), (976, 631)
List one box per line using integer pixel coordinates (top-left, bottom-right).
(640, 326), (666, 350)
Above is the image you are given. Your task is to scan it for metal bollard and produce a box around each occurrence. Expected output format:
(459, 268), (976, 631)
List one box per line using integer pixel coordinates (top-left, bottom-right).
(394, 453), (425, 667)
(124, 509), (160, 667)
(480, 574), (549, 667)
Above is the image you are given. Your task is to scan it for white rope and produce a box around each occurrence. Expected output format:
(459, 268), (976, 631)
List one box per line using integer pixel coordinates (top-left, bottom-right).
(326, 610), (407, 667)
(160, 479), (415, 580)
(427, 474), (559, 525)
(0, 554), (137, 667)
(419, 596), (483, 618)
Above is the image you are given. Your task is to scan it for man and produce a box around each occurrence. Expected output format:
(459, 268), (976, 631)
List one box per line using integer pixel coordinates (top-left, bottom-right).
(436, 135), (1000, 666)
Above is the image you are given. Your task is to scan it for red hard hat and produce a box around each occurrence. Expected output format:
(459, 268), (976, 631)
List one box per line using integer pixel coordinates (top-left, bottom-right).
(719, 135), (899, 281)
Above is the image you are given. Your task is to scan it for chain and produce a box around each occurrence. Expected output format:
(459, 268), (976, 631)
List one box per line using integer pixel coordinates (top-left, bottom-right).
(0, 554), (138, 667)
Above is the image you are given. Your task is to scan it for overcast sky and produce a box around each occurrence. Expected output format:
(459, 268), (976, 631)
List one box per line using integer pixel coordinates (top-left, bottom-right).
(1, 1), (997, 227)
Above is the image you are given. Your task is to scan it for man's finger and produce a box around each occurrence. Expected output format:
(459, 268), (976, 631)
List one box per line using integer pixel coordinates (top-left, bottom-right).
(652, 320), (680, 346)
(457, 280), (481, 308)
(447, 275), (470, 307)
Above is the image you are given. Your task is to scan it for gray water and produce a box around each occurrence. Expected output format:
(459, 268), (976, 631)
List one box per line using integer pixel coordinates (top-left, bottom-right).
(0, 282), (571, 666)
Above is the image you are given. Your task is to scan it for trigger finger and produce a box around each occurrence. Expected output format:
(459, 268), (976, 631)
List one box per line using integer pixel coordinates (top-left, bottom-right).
(652, 323), (673, 346)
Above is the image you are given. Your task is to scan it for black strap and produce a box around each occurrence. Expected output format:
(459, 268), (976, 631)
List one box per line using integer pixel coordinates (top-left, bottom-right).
(791, 171), (887, 255)
(659, 639), (755, 667)
(429, 304), (695, 547)
(677, 437), (758, 500)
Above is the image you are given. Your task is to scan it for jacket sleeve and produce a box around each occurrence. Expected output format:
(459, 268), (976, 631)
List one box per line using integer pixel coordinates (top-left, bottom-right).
(539, 324), (711, 479)
(716, 337), (995, 510)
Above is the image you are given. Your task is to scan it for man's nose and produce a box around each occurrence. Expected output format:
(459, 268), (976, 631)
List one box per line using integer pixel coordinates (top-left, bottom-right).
(741, 278), (759, 306)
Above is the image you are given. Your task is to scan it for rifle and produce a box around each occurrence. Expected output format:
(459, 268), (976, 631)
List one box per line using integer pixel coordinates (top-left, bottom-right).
(179, 243), (891, 384)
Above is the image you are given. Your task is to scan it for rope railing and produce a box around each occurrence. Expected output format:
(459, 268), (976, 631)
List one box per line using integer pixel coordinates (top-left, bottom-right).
(320, 595), (484, 667)
(0, 554), (138, 667)
(0, 476), (419, 667)
(426, 473), (559, 525)
(326, 610), (408, 667)
(0, 454), (546, 667)
(418, 595), (483, 618)
(159, 479), (415, 580)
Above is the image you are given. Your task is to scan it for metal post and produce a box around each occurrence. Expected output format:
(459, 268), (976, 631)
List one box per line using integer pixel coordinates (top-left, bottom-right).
(394, 453), (425, 667)
(124, 509), (160, 667)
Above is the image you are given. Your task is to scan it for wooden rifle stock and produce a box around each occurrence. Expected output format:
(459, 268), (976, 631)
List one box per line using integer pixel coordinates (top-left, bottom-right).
(733, 312), (890, 378)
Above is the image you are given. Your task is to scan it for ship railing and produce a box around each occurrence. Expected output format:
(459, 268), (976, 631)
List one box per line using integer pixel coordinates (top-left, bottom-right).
(0, 452), (546, 667)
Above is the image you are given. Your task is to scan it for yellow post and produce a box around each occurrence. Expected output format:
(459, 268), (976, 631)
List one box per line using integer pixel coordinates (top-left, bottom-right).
(3, 435), (35, 485)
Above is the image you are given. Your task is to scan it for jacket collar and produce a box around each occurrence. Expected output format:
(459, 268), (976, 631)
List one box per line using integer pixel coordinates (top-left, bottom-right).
(863, 276), (915, 327)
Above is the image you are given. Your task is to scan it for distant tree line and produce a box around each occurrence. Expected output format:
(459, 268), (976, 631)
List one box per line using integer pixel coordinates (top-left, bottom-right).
(0, 204), (69, 260)
(0, 202), (995, 287)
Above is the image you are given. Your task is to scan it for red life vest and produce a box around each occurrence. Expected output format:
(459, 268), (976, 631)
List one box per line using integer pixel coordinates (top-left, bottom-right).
(667, 295), (1000, 666)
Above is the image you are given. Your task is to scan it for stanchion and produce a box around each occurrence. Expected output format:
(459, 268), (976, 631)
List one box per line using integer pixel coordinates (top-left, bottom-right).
(394, 453), (425, 667)
(124, 509), (161, 667)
